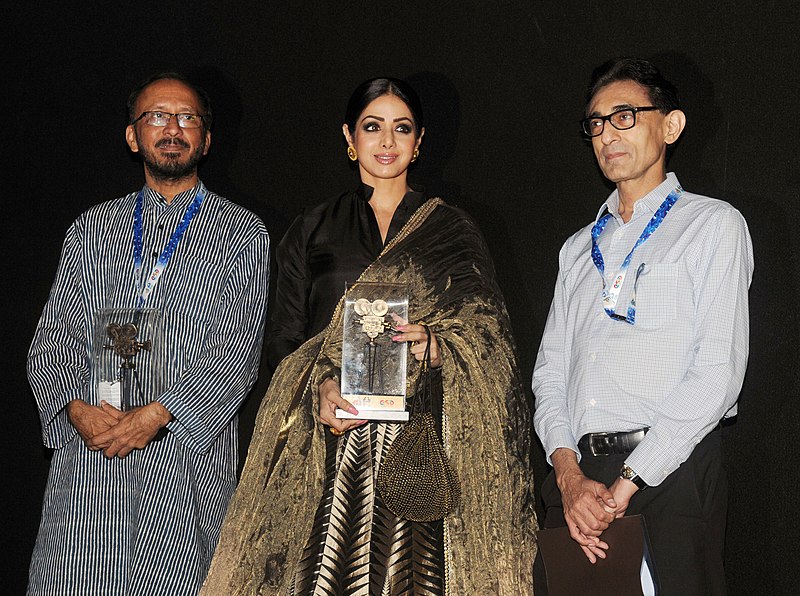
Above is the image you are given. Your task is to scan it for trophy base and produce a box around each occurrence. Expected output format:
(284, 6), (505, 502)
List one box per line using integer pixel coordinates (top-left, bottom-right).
(335, 408), (410, 422)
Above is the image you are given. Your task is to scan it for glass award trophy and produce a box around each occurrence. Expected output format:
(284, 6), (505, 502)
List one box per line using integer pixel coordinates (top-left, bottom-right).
(90, 308), (164, 411)
(337, 282), (409, 421)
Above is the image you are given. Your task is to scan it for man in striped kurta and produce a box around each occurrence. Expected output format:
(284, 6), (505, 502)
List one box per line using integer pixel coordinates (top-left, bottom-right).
(27, 73), (270, 595)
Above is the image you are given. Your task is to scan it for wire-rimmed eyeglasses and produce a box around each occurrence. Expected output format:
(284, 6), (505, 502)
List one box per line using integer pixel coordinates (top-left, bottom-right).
(580, 106), (660, 137)
(131, 111), (206, 129)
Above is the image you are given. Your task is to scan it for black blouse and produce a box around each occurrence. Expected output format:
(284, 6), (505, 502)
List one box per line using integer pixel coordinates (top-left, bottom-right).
(266, 184), (427, 370)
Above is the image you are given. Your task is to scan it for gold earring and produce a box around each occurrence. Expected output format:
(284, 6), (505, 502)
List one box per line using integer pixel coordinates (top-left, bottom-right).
(347, 146), (358, 161)
(411, 148), (419, 162)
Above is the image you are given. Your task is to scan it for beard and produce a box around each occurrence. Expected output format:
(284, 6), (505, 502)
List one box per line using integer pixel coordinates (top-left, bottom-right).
(137, 134), (207, 182)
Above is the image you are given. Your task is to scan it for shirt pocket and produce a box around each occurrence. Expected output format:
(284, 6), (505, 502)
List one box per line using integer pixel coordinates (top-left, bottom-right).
(168, 253), (224, 324)
(631, 263), (679, 329)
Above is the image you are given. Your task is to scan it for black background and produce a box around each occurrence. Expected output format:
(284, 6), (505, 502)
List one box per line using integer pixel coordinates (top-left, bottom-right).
(4, 2), (798, 593)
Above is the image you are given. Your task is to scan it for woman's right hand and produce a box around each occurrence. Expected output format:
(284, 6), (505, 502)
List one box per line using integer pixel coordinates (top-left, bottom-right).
(319, 377), (367, 435)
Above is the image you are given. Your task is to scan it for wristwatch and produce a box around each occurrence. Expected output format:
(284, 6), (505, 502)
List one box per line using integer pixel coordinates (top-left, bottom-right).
(619, 464), (648, 490)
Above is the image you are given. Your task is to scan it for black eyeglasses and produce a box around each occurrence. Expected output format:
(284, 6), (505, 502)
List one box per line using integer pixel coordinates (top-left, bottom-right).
(131, 111), (206, 129)
(580, 106), (660, 137)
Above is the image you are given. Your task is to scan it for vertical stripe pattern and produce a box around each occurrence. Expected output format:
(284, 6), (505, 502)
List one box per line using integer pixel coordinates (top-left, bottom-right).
(27, 183), (270, 595)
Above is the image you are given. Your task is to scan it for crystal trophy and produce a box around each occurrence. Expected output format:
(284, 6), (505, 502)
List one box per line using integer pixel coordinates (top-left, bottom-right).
(90, 308), (163, 410)
(337, 282), (409, 421)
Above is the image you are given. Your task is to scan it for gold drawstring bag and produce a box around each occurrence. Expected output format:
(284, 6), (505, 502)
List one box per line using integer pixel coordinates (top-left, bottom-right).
(377, 325), (461, 522)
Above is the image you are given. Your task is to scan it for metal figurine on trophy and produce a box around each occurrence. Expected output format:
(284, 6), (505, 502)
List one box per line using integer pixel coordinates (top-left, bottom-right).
(103, 322), (151, 410)
(353, 298), (392, 393)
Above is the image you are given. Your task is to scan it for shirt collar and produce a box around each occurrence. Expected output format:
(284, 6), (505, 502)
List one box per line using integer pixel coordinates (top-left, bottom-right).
(596, 172), (681, 223)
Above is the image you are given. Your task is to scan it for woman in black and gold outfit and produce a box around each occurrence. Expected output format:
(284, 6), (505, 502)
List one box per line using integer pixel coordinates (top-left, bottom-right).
(203, 78), (537, 595)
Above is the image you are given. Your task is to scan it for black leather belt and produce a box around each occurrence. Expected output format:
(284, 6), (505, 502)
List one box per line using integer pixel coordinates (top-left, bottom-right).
(578, 428), (649, 456)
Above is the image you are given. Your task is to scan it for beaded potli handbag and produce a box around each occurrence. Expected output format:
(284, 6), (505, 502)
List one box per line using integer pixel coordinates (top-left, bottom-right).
(377, 325), (461, 522)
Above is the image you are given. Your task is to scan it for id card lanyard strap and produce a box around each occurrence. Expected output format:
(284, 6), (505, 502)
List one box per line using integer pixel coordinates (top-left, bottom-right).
(590, 186), (682, 324)
(133, 185), (206, 306)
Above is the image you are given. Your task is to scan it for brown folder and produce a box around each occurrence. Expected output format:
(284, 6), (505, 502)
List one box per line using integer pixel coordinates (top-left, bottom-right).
(536, 514), (658, 595)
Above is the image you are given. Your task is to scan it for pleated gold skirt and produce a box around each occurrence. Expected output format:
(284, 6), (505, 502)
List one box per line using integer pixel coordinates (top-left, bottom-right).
(291, 422), (445, 595)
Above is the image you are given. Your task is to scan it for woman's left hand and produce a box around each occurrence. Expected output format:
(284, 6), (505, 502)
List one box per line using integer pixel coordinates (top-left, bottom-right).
(391, 314), (442, 368)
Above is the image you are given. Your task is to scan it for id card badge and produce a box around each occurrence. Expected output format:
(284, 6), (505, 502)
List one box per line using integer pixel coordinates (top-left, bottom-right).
(97, 379), (122, 409)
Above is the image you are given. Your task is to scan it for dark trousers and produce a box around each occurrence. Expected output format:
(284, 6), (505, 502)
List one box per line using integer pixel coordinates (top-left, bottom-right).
(535, 428), (727, 595)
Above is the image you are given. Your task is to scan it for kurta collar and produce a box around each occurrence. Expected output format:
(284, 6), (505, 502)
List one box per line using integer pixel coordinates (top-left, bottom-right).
(356, 183), (427, 210)
(142, 181), (203, 212)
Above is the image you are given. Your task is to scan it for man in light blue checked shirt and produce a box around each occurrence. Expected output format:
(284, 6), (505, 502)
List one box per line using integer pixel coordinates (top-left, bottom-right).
(532, 57), (753, 595)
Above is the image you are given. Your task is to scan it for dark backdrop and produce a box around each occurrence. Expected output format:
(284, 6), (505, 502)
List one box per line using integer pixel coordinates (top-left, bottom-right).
(4, 2), (798, 593)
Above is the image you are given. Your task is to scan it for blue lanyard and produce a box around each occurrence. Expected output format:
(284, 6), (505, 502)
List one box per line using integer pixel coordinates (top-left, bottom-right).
(590, 186), (682, 324)
(133, 185), (205, 306)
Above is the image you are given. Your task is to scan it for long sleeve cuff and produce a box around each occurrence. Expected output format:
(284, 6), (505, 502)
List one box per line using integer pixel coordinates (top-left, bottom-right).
(42, 406), (79, 449)
(543, 426), (580, 465)
(159, 393), (213, 453)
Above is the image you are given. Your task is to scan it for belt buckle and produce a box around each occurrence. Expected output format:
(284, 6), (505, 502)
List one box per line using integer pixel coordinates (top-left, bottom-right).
(588, 432), (610, 456)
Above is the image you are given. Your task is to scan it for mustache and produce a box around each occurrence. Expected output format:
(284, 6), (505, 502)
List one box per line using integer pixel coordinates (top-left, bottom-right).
(155, 138), (190, 149)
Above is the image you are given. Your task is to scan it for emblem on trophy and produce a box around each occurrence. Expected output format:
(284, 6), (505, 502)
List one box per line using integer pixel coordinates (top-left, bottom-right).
(354, 298), (392, 337)
(352, 298), (396, 393)
(104, 323), (152, 369)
